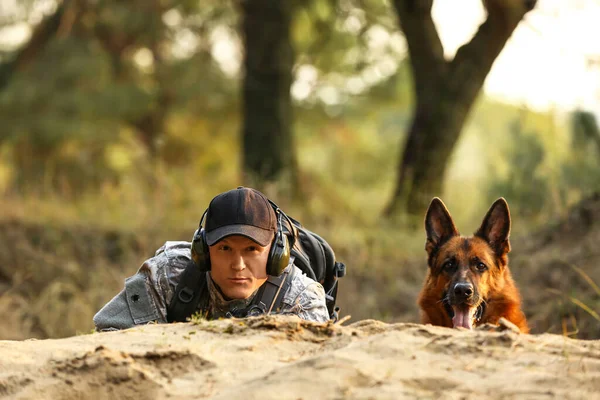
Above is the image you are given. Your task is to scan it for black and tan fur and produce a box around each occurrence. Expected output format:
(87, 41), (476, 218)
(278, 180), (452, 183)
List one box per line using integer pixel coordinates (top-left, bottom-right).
(418, 197), (529, 332)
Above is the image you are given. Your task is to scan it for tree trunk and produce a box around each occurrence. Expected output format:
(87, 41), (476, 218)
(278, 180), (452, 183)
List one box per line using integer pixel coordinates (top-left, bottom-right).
(392, 100), (469, 217)
(385, 0), (537, 218)
(240, 0), (297, 194)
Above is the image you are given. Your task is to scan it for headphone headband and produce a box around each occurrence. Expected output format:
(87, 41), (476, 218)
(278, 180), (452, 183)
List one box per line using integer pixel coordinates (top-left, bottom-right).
(198, 208), (208, 230)
(267, 199), (296, 247)
(269, 201), (284, 238)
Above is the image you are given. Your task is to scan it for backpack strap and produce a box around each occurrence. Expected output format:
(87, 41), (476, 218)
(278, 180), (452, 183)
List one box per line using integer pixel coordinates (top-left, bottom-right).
(271, 265), (295, 313)
(168, 261), (296, 321)
(246, 265), (295, 316)
(324, 261), (345, 319)
(167, 262), (210, 322)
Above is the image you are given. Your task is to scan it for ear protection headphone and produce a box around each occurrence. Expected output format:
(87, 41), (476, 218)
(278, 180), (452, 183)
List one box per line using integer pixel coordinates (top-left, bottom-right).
(191, 200), (292, 277)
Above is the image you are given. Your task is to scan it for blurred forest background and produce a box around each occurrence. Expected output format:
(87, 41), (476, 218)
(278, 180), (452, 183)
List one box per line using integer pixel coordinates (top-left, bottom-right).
(1, 0), (600, 340)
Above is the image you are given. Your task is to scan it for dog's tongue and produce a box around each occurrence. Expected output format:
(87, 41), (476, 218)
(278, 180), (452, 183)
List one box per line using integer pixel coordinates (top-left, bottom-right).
(452, 306), (475, 329)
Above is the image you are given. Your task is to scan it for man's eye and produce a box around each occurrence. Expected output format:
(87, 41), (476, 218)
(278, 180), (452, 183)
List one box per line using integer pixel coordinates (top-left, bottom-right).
(219, 245), (230, 251)
(247, 246), (258, 252)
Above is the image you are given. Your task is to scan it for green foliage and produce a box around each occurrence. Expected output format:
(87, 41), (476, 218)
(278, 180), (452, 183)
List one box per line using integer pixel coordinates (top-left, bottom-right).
(486, 120), (548, 218)
(0, 1), (596, 235)
(0, 0), (240, 194)
(442, 101), (600, 232)
(561, 111), (600, 200)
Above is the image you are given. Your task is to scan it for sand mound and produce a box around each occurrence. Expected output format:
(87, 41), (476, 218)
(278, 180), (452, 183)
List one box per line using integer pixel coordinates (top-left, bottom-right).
(1, 315), (599, 399)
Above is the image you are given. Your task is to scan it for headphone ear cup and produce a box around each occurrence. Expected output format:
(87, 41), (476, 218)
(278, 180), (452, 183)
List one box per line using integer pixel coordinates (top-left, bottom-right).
(191, 228), (211, 270)
(267, 232), (290, 276)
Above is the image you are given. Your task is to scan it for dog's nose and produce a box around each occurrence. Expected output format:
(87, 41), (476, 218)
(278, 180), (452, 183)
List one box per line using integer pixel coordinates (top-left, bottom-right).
(454, 283), (474, 299)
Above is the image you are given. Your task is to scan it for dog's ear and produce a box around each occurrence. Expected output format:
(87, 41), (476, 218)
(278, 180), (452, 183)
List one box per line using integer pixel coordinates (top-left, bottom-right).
(475, 198), (511, 256)
(425, 198), (459, 255)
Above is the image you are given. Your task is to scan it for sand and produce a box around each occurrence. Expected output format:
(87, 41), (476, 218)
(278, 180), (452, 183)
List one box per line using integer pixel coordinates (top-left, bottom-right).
(0, 315), (599, 399)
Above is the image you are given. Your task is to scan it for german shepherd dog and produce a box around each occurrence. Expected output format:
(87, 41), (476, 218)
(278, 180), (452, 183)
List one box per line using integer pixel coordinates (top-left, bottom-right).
(418, 197), (529, 333)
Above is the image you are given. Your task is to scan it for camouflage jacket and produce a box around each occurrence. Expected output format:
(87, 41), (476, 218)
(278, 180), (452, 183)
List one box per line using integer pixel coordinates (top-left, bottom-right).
(93, 241), (329, 331)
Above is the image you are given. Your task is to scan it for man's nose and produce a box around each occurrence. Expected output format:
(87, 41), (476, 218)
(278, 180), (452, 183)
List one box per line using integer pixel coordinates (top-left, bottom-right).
(230, 254), (245, 271)
(454, 282), (474, 299)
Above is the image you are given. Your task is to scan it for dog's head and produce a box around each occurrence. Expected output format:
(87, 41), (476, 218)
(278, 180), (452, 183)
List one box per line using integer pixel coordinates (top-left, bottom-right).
(424, 197), (511, 329)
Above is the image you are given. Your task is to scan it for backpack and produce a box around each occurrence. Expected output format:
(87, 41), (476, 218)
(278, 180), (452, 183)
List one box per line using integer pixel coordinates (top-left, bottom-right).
(166, 216), (346, 322)
(283, 216), (346, 319)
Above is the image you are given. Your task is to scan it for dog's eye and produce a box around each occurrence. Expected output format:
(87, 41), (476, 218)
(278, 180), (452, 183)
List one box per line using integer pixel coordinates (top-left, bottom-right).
(476, 262), (487, 272)
(443, 260), (456, 271)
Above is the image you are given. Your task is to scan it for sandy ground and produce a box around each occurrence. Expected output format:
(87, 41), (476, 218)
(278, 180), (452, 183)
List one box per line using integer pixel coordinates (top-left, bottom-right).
(0, 315), (599, 400)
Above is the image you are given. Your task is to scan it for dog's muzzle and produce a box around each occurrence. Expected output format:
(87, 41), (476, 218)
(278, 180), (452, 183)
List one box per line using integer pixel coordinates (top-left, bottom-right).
(442, 292), (486, 323)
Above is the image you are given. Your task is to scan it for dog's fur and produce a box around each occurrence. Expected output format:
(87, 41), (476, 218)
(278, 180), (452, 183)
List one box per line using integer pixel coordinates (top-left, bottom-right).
(417, 198), (529, 333)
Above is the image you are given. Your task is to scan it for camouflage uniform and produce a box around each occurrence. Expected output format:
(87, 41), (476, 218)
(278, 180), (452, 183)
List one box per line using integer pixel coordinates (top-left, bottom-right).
(93, 241), (329, 331)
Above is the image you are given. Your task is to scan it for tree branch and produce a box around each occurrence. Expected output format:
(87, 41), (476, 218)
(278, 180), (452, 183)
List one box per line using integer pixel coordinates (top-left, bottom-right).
(447, 0), (537, 101)
(392, 0), (447, 100)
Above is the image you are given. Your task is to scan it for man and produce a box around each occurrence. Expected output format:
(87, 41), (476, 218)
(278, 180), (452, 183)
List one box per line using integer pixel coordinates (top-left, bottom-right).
(93, 187), (330, 331)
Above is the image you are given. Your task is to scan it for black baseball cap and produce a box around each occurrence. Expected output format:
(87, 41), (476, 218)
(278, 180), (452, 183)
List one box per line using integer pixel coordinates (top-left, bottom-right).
(204, 187), (276, 246)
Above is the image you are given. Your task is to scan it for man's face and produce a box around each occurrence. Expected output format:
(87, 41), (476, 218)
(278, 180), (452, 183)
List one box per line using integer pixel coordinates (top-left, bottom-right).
(208, 235), (271, 299)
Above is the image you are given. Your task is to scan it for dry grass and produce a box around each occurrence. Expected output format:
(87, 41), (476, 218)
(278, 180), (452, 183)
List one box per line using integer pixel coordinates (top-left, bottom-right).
(1, 184), (599, 340)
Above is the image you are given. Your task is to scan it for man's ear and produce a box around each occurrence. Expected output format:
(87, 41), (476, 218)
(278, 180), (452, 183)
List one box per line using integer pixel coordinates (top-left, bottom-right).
(475, 198), (511, 256)
(425, 198), (459, 256)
